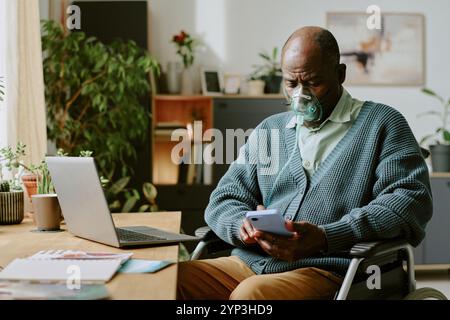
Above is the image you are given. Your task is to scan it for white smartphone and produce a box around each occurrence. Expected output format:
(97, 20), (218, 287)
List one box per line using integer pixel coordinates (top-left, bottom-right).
(245, 209), (294, 237)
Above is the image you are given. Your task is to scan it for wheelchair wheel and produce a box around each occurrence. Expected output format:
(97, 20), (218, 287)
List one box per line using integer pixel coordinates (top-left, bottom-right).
(403, 287), (448, 300)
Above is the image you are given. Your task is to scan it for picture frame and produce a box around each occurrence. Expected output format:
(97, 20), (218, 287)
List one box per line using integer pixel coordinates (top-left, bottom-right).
(223, 73), (241, 95)
(326, 12), (425, 86)
(200, 69), (223, 96)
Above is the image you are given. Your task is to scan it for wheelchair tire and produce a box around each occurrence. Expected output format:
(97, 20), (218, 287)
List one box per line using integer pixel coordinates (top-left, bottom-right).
(403, 287), (448, 300)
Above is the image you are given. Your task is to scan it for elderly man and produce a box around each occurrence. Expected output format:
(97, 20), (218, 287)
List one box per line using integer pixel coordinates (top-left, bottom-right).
(177, 26), (432, 300)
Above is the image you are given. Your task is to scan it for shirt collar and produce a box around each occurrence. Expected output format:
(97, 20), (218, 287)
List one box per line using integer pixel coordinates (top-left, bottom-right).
(285, 88), (352, 129)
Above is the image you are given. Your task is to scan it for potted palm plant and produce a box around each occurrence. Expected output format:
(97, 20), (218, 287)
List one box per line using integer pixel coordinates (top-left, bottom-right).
(249, 47), (283, 94)
(419, 88), (450, 172)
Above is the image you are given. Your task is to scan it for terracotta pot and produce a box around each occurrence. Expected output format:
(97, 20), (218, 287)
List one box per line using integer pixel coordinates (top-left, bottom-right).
(21, 173), (38, 219)
(21, 174), (38, 198)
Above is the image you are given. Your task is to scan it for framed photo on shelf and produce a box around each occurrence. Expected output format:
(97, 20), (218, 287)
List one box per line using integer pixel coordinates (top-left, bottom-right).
(326, 12), (425, 86)
(200, 69), (223, 96)
(223, 73), (241, 94)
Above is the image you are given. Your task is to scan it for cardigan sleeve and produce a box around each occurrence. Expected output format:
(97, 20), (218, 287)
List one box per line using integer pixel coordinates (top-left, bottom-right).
(204, 128), (263, 247)
(320, 107), (433, 254)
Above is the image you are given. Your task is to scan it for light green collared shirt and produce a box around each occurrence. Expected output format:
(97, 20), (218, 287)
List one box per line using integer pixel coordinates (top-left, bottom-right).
(286, 88), (365, 178)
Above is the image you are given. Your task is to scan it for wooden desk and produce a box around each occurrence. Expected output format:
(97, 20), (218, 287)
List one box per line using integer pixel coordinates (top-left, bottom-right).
(0, 212), (181, 300)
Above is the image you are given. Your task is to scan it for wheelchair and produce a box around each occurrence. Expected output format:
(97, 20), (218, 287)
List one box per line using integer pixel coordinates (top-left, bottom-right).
(190, 226), (447, 300)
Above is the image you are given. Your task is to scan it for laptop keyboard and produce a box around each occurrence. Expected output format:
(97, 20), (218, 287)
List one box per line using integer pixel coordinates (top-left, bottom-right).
(116, 228), (166, 242)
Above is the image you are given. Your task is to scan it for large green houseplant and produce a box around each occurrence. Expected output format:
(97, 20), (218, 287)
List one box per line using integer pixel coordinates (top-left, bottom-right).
(41, 20), (159, 210)
(419, 88), (450, 172)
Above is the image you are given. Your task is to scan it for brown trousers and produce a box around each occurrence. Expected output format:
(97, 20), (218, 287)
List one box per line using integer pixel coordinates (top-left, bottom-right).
(177, 256), (343, 300)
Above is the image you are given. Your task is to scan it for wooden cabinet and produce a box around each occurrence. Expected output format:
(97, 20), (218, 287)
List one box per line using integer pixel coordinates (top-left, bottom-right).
(151, 95), (213, 185)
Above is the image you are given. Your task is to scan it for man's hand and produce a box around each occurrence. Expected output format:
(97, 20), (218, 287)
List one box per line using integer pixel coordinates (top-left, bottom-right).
(239, 205), (266, 245)
(254, 220), (328, 262)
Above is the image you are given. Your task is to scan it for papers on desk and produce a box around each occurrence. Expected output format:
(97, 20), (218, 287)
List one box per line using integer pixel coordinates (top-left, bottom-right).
(0, 282), (109, 300)
(30, 250), (133, 264)
(0, 250), (133, 283)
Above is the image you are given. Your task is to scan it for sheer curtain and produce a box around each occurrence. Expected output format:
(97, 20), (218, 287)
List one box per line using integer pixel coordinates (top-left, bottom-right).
(0, 0), (47, 168)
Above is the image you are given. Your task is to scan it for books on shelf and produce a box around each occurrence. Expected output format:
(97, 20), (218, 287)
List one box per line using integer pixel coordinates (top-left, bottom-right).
(154, 122), (188, 139)
(177, 142), (213, 185)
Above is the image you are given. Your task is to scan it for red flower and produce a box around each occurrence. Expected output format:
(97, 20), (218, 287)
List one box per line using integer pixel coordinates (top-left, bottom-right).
(172, 30), (190, 44)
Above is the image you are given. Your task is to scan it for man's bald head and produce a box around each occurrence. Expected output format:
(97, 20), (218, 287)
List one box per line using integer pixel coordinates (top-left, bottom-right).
(282, 26), (340, 68)
(281, 26), (346, 128)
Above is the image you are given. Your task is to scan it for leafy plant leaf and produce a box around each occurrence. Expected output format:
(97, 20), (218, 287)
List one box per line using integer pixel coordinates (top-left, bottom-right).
(122, 195), (138, 213)
(138, 204), (150, 212)
(422, 88), (444, 103)
(143, 182), (157, 202)
(416, 111), (442, 118)
(258, 52), (271, 61)
(108, 176), (130, 195)
(109, 200), (121, 210)
(443, 130), (450, 142)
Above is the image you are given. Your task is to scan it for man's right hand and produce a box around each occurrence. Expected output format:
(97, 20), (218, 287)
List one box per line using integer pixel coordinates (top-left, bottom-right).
(239, 205), (265, 244)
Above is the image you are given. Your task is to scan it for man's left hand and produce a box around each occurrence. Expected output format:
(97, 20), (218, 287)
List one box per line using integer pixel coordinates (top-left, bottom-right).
(253, 220), (328, 262)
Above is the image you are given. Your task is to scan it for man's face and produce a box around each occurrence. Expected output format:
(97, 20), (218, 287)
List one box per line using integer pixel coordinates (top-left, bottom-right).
(281, 40), (345, 118)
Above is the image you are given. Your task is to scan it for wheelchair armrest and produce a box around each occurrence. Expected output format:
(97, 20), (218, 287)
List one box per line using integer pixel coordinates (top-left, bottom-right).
(350, 239), (410, 258)
(194, 226), (235, 253)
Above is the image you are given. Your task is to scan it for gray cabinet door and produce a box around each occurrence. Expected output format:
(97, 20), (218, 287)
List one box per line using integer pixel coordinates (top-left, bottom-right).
(213, 98), (287, 184)
(424, 178), (450, 264)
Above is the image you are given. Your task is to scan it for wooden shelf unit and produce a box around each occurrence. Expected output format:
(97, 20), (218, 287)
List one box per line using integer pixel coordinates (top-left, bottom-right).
(151, 95), (213, 185)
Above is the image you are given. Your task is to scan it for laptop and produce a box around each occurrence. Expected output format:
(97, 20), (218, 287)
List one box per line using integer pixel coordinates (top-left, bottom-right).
(46, 157), (199, 248)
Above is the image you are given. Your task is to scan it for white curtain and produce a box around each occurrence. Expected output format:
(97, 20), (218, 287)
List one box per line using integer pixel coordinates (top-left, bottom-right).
(0, 0), (47, 167)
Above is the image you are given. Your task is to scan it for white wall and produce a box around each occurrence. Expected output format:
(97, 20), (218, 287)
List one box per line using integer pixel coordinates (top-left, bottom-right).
(149, 0), (450, 142)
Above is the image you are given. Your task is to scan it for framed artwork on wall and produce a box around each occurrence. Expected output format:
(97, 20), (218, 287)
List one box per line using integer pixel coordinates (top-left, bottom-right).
(326, 12), (425, 86)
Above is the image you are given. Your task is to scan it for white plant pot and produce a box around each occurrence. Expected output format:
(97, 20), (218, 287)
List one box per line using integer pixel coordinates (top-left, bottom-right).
(181, 67), (195, 95)
(247, 80), (265, 96)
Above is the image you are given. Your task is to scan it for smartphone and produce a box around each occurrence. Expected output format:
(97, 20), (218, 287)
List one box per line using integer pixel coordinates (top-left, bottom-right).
(245, 209), (294, 237)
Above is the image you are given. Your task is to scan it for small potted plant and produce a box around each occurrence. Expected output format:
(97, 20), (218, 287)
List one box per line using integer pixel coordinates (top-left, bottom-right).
(0, 144), (25, 224)
(30, 160), (63, 231)
(0, 178), (24, 225)
(249, 47), (283, 94)
(419, 88), (450, 172)
(0, 143), (39, 215)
